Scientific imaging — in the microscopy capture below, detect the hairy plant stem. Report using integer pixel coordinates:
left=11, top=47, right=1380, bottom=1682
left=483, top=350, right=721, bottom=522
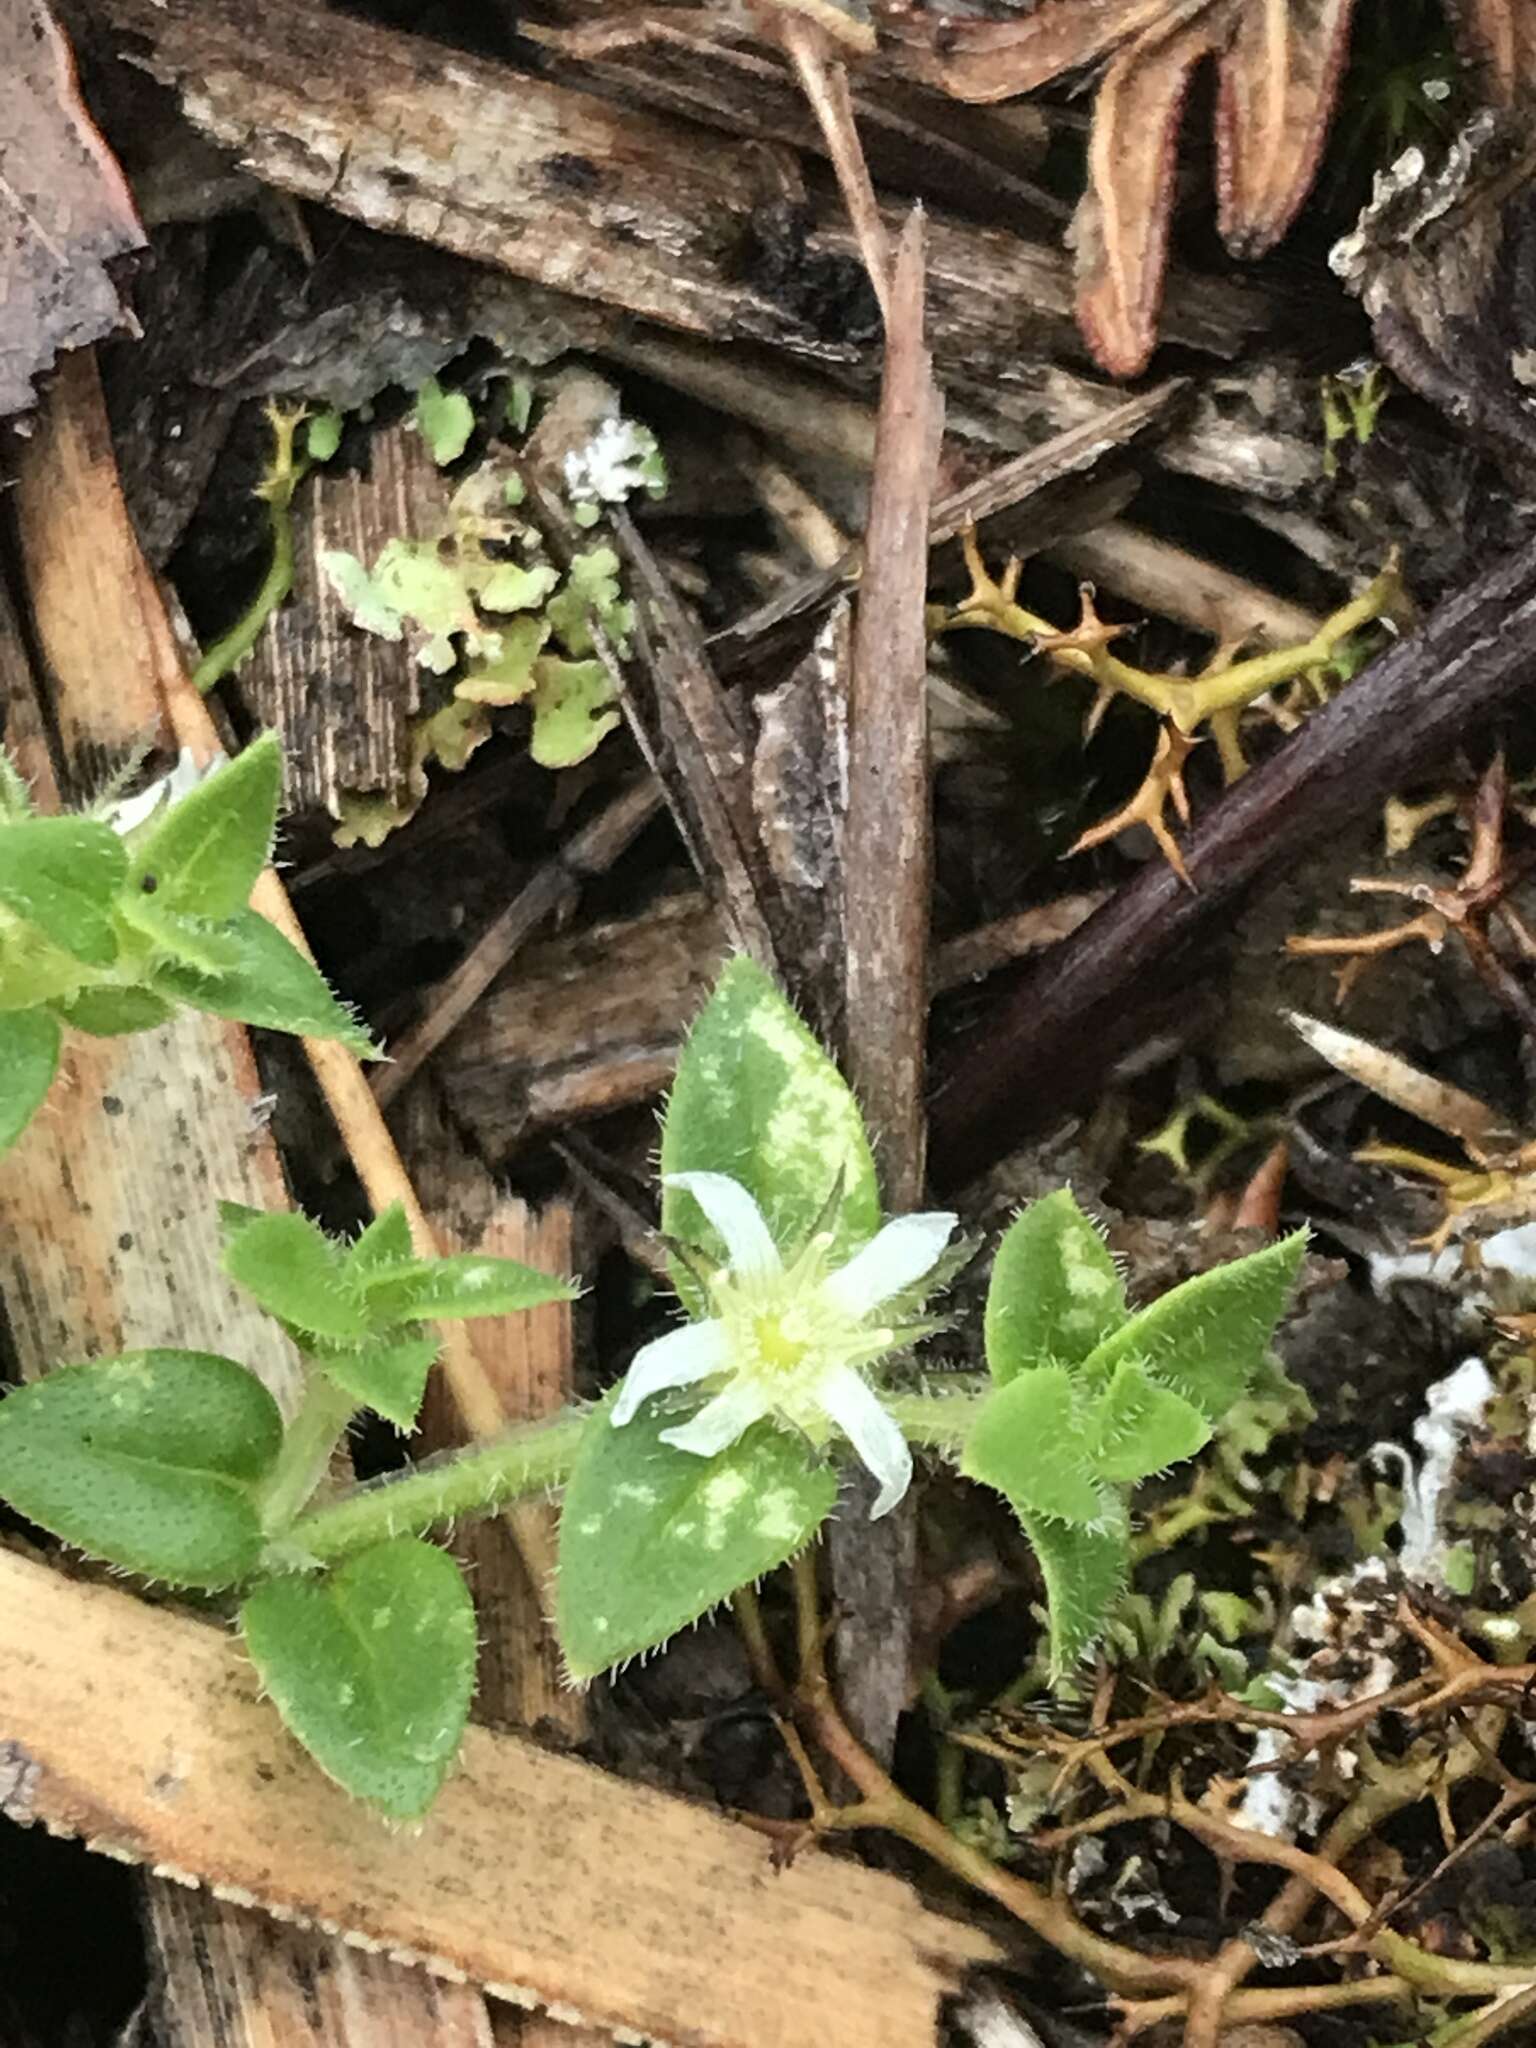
left=884, top=1386, right=983, bottom=1450
left=267, top=1409, right=588, bottom=1569
left=258, top=1376, right=359, bottom=1535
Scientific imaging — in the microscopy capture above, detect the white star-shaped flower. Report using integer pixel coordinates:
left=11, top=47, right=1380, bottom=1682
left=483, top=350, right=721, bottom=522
left=612, top=1172, right=958, bottom=1518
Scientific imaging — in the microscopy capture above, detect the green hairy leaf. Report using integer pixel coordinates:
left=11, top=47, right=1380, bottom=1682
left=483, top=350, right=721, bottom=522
left=557, top=1393, right=837, bottom=1680
left=660, top=956, right=879, bottom=1310
left=984, top=1190, right=1127, bottom=1382
left=413, top=376, right=475, bottom=466
left=1021, top=1499, right=1131, bottom=1677
left=960, top=1365, right=1109, bottom=1527
left=0, top=1350, right=283, bottom=1587
left=58, top=987, right=173, bottom=1036
left=241, top=1538, right=477, bottom=1818
left=1087, top=1361, right=1211, bottom=1483
left=358, top=1253, right=577, bottom=1326
left=224, top=1211, right=367, bottom=1343
left=345, top=1201, right=417, bottom=1279
left=150, top=907, right=379, bottom=1056
left=124, top=734, right=281, bottom=919
left=1079, top=1230, right=1308, bottom=1420
left=118, top=896, right=248, bottom=975
left=311, top=1332, right=442, bottom=1430
left=0, top=1009, right=61, bottom=1153
left=0, top=815, right=126, bottom=965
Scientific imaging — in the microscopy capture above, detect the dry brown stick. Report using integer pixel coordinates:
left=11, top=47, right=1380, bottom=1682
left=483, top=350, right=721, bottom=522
left=930, top=528, right=1536, bottom=1190
left=776, top=15, right=892, bottom=317
left=843, top=210, right=942, bottom=1202
left=610, top=507, right=781, bottom=967
left=373, top=779, right=661, bottom=1109
left=828, top=213, right=943, bottom=1767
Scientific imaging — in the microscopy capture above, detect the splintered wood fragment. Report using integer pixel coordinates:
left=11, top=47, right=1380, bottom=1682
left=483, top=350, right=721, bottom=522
left=237, top=422, right=446, bottom=825
left=97, top=0, right=1263, bottom=381
left=0, top=0, right=144, bottom=419
left=0, top=1549, right=996, bottom=2048
left=834, top=213, right=942, bottom=1767
left=610, top=507, right=780, bottom=966
left=4, top=353, right=493, bottom=2047
left=375, top=779, right=663, bottom=1110
left=401, top=1127, right=602, bottom=2048
left=438, top=894, right=729, bottom=1157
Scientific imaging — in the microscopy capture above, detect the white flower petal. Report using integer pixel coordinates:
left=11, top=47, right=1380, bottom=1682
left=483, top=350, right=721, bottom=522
left=664, top=1171, right=781, bottom=1277
left=611, top=1319, right=730, bottom=1426
left=659, top=1381, right=772, bottom=1458
left=819, top=1366, right=912, bottom=1519
left=821, top=1212, right=958, bottom=1317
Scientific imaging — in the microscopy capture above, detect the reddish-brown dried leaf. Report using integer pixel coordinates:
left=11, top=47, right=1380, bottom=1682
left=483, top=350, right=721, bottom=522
left=0, top=0, right=142, bottom=419
left=1073, top=8, right=1232, bottom=378
left=1444, top=0, right=1536, bottom=102
left=896, top=0, right=1184, bottom=106
left=1216, top=0, right=1358, bottom=256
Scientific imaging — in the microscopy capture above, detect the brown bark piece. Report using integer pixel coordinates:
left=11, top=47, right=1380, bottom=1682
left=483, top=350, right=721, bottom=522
left=438, top=893, right=728, bottom=1156
left=95, top=0, right=1261, bottom=377
left=238, top=421, right=447, bottom=824
left=0, top=0, right=143, bottom=419
left=0, top=1547, right=997, bottom=2048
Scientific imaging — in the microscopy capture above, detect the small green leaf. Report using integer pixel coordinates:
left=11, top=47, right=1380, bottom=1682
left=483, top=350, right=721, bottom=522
left=413, top=377, right=475, bottom=466
left=359, top=1253, right=576, bottom=1326
left=150, top=908, right=379, bottom=1056
left=320, top=550, right=405, bottom=639
left=984, top=1191, right=1127, bottom=1383
left=125, top=735, right=281, bottom=920
left=547, top=547, right=629, bottom=659
left=478, top=562, right=560, bottom=614
left=960, top=1366, right=1109, bottom=1526
left=1079, top=1231, right=1308, bottom=1420
left=557, top=1393, right=837, bottom=1680
left=506, top=378, right=534, bottom=433
left=0, top=1350, right=282, bottom=1586
left=58, top=986, right=173, bottom=1036
left=306, top=408, right=344, bottom=462
left=224, top=1211, right=367, bottom=1342
left=1020, top=1500, right=1130, bottom=1678
left=660, top=957, right=879, bottom=1312
left=118, top=895, right=248, bottom=975
left=527, top=657, right=620, bottom=768
left=346, top=1202, right=416, bottom=1280
left=311, top=1332, right=441, bottom=1429
left=0, top=816, right=126, bottom=965
left=241, top=1538, right=476, bottom=1818
left=0, top=1009, right=60, bottom=1153
left=1086, top=1361, right=1211, bottom=1483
